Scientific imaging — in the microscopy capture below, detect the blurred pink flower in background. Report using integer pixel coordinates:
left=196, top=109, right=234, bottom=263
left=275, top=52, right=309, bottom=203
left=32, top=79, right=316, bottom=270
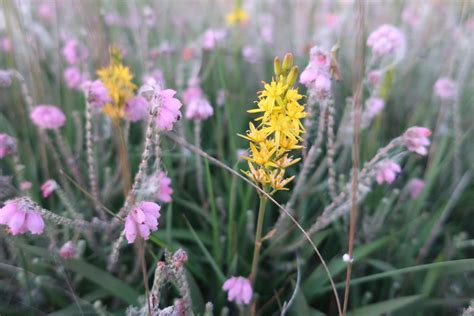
left=59, top=241, right=76, bottom=259
left=64, top=67, right=86, bottom=90
left=142, top=69, right=164, bottom=87
left=37, top=2, right=54, bottom=20
left=0, top=133, right=16, bottom=159
left=20, top=181, right=32, bottom=190
left=183, top=79, right=213, bottom=120
left=30, top=105, right=66, bottom=130
left=376, top=160, right=402, bottom=184
left=368, top=70, right=383, bottom=86
left=367, top=24, right=406, bottom=57
left=242, top=45, right=258, bottom=63
left=1, top=36, right=11, bottom=52
left=402, top=5, right=421, bottom=28
left=62, top=39, right=89, bottom=65
left=124, top=201, right=161, bottom=243
left=407, top=178, right=424, bottom=199
left=0, top=70, right=12, bottom=87
left=434, top=77, right=456, bottom=100
left=124, top=96, right=148, bottom=122
left=41, top=180, right=58, bottom=198
left=157, top=171, right=173, bottom=203
left=403, top=126, right=431, bottom=155
left=364, top=97, right=385, bottom=120
left=82, top=80, right=111, bottom=108
left=0, top=201, right=45, bottom=235
left=222, top=276, right=253, bottom=305
left=202, top=29, right=226, bottom=50
left=300, top=46, right=332, bottom=100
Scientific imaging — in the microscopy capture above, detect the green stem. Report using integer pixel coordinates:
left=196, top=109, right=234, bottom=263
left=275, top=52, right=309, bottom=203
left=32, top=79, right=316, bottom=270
left=249, top=194, right=268, bottom=285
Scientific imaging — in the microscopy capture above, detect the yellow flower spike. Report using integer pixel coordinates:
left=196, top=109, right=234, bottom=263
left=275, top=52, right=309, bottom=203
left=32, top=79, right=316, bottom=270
left=240, top=53, right=306, bottom=193
left=226, top=7, right=249, bottom=26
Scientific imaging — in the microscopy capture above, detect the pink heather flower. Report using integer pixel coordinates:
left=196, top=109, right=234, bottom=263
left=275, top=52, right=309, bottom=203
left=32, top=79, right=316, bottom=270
left=309, top=46, right=331, bottom=71
left=202, top=29, right=226, bottom=50
left=0, top=70, right=12, bottom=87
left=222, top=276, right=253, bottom=305
left=0, top=201, right=45, bottom=235
left=124, top=201, right=161, bottom=243
left=59, top=241, right=76, bottom=259
left=368, top=70, right=383, bottom=86
left=172, top=248, right=188, bottom=269
left=183, top=80, right=204, bottom=105
left=37, top=3, right=54, bottom=20
left=156, top=89, right=182, bottom=131
left=124, top=96, right=149, bottom=122
left=1, top=36, right=11, bottom=52
left=157, top=171, right=173, bottom=203
left=142, top=69, right=164, bottom=88
left=300, top=46, right=332, bottom=100
left=403, top=127, right=431, bottom=155
left=30, top=105, right=66, bottom=130
left=376, top=160, right=402, bottom=184
left=41, top=180, right=58, bottom=198
left=64, top=67, right=86, bottom=90
left=242, top=45, right=258, bottom=64
left=367, top=24, right=406, bottom=57
left=82, top=80, right=111, bottom=108
left=364, top=97, right=385, bottom=119
left=62, top=39, right=88, bottom=65
left=434, top=77, right=456, bottom=100
left=186, top=97, right=214, bottom=121
left=20, top=181, right=32, bottom=190
left=0, top=133, right=17, bottom=159
left=407, top=178, right=424, bottom=199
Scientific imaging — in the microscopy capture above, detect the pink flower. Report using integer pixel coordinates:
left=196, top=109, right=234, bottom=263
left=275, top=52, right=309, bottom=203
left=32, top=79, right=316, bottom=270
left=37, top=3, right=54, bottom=20
left=407, top=178, right=424, bottom=199
left=20, top=181, right=32, bottom=190
left=0, top=70, right=12, bottom=87
left=222, top=276, right=253, bottom=305
left=202, top=29, right=226, bottom=50
left=368, top=70, right=383, bottom=86
left=41, top=180, right=58, bottom=198
left=183, top=83, right=204, bottom=105
left=0, top=201, right=45, bottom=235
left=124, top=201, right=161, bottom=243
left=403, top=126, right=431, bottom=155
left=82, top=80, right=111, bottom=108
left=156, top=89, right=182, bottom=131
left=364, top=97, right=385, bottom=119
left=434, top=77, right=456, bottom=100
left=367, top=24, right=406, bottom=57
left=186, top=98, right=214, bottom=121
left=157, top=171, right=173, bottom=203
left=30, top=105, right=66, bottom=130
left=300, top=46, right=332, bottom=100
left=0, top=133, right=16, bottom=159
left=62, top=39, right=88, bottom=65
left=124, top=96, right=149, bottom=122
left=142, top=69, right=164, bottom=87
left=376, top=160, right=402, bottom=184
left=1, top=36, right=11, bottom=53
left=242, top=45, right=258, bottom=64
left=64, top=67, right=86, bottom=90
left=59, top=241, right=76, bottom=259
left=309, top=46, right=331, bottom=72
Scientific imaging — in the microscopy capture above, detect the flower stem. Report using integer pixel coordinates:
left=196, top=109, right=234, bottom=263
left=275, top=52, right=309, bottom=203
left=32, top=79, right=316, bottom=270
left=249, top=193, right=268, bottom=286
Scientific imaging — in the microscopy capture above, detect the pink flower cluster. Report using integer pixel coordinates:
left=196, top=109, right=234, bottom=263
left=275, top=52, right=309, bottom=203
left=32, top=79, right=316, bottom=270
left=300, top=46, right=332, bottom=100
left=364, top=97, right=385, bottom=120
left=434, top=77, right=456, bottom=100
left=155, top=171, right=174, bottom=203
left=30, top=105, right=66, bottom=130
left=62, top=39, right=88, bottom=65
left=183, top=80, right=214, bottom=121
left=222, top=276, right=253, bottom=305
left=59, top=241, right=76, bottom=259
left=82, top=80, right=111, bottom=108
left=0, top=201, right=45, bottom=235
left=124, top=96, right=148, bottom=122
left=403, top=127, right=431, bottom=155
left=407, top=178, right=424, bottom=199
left=367, top=24, right=406, bottom=57
left=376, top=160, right=401, bottom=184
left=0, top=133, right=16, bottom=159
left=41, top=180, right=58, bottom=198
left=64, top=67, right=88, bottom=90
left=202, top=29, right=226, bottom=50
left=124, top=201, right=161, bottom=243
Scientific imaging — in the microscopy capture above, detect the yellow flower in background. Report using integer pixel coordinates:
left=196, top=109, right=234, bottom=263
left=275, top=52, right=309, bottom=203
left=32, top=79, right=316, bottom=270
left=226, top=6, right=249, bottom=26
left=240, top=53, right=307, bottom=193
left=97, top=47, right=136, bottom=120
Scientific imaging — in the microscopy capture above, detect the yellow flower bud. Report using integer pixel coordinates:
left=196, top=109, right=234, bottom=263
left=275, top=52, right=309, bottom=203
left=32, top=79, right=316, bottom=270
left=282, top=53, right=294, bottom=74
left=274, top=57, right=282, bottom=77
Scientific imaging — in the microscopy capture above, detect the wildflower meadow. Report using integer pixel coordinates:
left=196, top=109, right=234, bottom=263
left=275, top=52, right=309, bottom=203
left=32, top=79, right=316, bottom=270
left=1, top=1, right=473, bottom=315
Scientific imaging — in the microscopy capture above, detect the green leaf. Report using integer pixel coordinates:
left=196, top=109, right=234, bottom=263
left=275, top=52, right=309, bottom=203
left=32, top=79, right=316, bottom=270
left=348, top=295, right=424, bottom=316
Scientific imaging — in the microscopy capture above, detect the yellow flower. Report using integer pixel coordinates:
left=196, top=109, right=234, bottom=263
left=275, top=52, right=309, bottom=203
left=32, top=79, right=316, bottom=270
left=97, top=48, right=136, bottom=120
left=239, top=53, right=307, bottom=192
left=226, top=7, right=249, bottom=26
